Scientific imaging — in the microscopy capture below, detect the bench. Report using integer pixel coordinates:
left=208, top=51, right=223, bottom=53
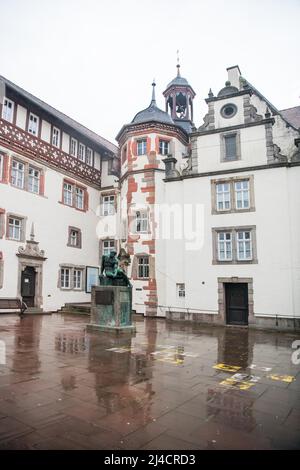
left=0, top=298, right=27, bottom=314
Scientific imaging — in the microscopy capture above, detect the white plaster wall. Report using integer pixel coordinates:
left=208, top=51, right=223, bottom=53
left=62, top=132, right=70, bottom=153
left=214, top=95, right=244, bottom=129
left=157, top=166, right=300, bottom=319
left=101, top=160, right=116, bottom=188
left=41, top=120, right=51, bottom=143
left=0, top=149, right=101, bottom=312
left=16, top=105, right=26, bottom=130
left=197, top=124, right=267, bottom=173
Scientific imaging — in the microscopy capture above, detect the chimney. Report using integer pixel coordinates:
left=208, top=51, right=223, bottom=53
left=226, top=65, right=241, bottom=88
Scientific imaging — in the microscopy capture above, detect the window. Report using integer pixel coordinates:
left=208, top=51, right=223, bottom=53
left=61, top=268, right=70, bottom=289
left=28, top=167, right=40, bottom=194
left=68, top=227, right=81, bottom=248
left=59, top=265, right=85, bottom=290
left=137, top=139, right=147, bottom=156
left=177, top=283, right=185, bottom=298
left=102, top=239, right=115, bottom=256
left=8, top=217, right=21, bottom=241
left=73, top=269, right=82, bottom=290
left=28, top=113, right=39, bottom=136
left=70, top=138, right=77, bottom=157
left=218, top=232, right=232, bottom=261
left=122, top=145, right=127, bottom=164
left=136, top=210, right=148, bottom=233
left=76, top=187, right=84, bottom=210
left=237, top=231, right=252, bottom=260
left=78, top=143, right=85, bottom=161
left=224, top=135, right=237, bottom=160
left=138, top=256, right=149, bottom=278
left=52, top=127, right=60, bottom=148
left=86, top=148, right=93, bottom=166
left=2, top=98, right=14, bottom=123
left=221, top=103, right=237, bottom=119
left=159, top=139, right=169, bottom=156
left=102, top=195, right=115, bottom=216
left=212, top=177, right=254, bottom=214
left=11, top=160, right=25, bottom=189
left=216, top=183, right=230, bottom=211
left=212, top=226, right=257, bottom=264
left=235, top=180, right=249, bottom=209
left=63, top=182, right=73, bottom=206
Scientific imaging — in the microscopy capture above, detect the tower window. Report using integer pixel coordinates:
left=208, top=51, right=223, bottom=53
left=224, top=134, right=237, bottom=160
left=138, top=256, right=149, bottom=279
left=159, top=139, right=169, bottom=156
left=137, top=139, right=147, bottom=156
left=221, top=103, right=237, bottom=119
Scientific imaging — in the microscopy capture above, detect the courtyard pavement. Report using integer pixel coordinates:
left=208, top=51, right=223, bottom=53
left=0, top=313, right=299, bottom=450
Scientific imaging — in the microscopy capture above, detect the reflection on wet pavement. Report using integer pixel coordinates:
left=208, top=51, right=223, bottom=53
left=0, top=314, right=299, bottom=449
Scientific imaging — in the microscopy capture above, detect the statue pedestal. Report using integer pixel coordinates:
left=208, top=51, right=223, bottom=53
left=86, top=285, right=136, bottom=335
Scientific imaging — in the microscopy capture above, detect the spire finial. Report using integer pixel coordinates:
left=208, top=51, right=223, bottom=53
left=30, top=223, right=35, bottom=241
left=151, top=79, right=156, bottom=104
left=176, top=49, right=181, bottom=77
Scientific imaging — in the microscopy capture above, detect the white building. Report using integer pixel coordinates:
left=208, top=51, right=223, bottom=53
left=1, top=65, right=300, bottom=330
left=116, top=65, right=300, bottom=330
left=0, top=75, right=118, bottom=312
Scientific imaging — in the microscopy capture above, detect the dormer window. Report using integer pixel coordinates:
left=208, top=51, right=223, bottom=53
left=52, top=127, right=60, bottom=148
left=70, top=138, right=77, bottom=157
left=28, top=113, right=39, bottom=136
left=86, top=147, right=93, bottom=166
left=78, top=143, right=85, bottom=161
left=2, top=98, right=14, bottom=123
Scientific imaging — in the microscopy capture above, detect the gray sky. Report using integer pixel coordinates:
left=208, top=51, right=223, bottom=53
left=1, top=0, right=299, bottom=143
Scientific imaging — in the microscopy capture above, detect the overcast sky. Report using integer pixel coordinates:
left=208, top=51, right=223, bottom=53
left=1, top=0, right=299, bottom=143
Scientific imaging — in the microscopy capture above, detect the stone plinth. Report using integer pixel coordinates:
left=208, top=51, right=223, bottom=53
left=86, top=285, right=136, bottom=335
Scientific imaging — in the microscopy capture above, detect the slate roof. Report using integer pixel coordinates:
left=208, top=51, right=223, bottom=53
left=0, top=75, right=118, bottom=154
left=131, top=100, right=174, bottom=125
left=280, top=106, right=300, bottom=129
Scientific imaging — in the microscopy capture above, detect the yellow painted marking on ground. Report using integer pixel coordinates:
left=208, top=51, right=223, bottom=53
left=267, top=374, right=295, bottom=383
left=213, top=363, right=241, bottom=373
left=220, top=377, right=255, bottom=390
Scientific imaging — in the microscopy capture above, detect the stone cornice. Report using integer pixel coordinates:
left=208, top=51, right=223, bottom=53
left=205, top=89, right=252, bottom=103
left=119, top=167, right=165, bottom=184
left=163, top=161, right=300, bottom=182
left=192, top=118, right=275, bottom=137
left=116, top=120, right=189, bottom=146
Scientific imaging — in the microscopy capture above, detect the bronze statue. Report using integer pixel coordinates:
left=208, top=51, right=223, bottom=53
left=100, top=250, right=131, bottom=287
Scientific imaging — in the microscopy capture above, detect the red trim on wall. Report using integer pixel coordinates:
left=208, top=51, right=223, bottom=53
left=146, top=137, right=151, bottom=155
left=39, top=172, right=45, bottom=196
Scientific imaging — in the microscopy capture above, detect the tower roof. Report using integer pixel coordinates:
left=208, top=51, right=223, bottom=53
left=131, top=81, right=174, bottom=125
left=164, top=63, right=195, bottom=96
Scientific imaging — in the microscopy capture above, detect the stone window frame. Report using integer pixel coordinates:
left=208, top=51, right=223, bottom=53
left=220, top=129, right=241, bottom=162
left=212, top=225, right=258, bottom=265
left=158, top=138, right=171, bottom=156
left=6, top=212, right=27, bottom=242
left=10, top=156, right=44, bottom=196
left=61, top=178, right=88, bottom=212
left=220, top=103, right=238, bottom=119
left=131, top=253, right=154, bottom=280
left=67, top=226, right=82, bottom=249
left=100, top=238, right=116, bottom=258
left=136, top=138, right=148, bottom=156
left=211, top=175, right=255, bottom=214
left=58, top=264, right=85, bottom=291
left=135, top=208, right=149, bottom=234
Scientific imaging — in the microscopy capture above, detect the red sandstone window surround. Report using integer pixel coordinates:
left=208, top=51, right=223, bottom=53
left=9, top=157, right=45, bottom=196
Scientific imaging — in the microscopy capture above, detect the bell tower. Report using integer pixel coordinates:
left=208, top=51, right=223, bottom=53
left=163, top=58, right=196, bottom=133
